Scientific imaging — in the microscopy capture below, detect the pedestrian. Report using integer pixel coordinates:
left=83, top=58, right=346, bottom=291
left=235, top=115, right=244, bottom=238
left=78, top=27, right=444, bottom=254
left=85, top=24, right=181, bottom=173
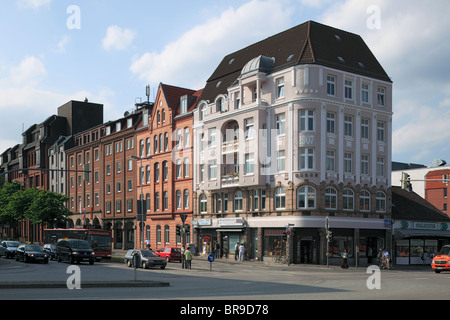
left=383, top=249, right=390, bottom=269
left=145, top=239, right=151, bottom=250
left=234, top=242, right=239, bottom=260
left=184, top=246, right=192, bottom=269
left=215, top=241, right=220, bottom=259
left=341, top=249, right=349, bottom=269
left=239, top=243, right=245, bottom=262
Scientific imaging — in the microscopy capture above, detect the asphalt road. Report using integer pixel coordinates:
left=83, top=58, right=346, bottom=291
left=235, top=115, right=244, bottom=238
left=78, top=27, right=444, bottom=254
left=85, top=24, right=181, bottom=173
left=0, top=256, right=449, bottom=302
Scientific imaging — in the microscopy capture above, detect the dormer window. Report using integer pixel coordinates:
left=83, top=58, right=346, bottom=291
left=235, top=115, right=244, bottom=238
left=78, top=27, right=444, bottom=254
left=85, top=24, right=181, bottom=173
left=180, top=95, right=188, bottom=114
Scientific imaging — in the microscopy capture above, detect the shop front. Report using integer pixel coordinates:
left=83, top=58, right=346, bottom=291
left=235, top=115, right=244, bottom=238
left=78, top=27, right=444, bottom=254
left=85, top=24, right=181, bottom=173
left=394, top=221, right=450, bottom=265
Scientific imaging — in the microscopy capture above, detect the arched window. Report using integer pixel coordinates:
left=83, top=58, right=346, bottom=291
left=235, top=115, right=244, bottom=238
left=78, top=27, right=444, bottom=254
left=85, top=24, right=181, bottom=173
left=154, top=162, right=160, bottom=182
left=325, top=187, right=337, bottom=210
left=359, top=190, right=370, bottom=211
left=376, top=191, right=386, bottom=212
left=234, top=191, right=243, bottom=211
left=184, top=189, right=189, bottom=209
left=343, top=188, right=354, bottom=210
left=163, top=161, right=168, bottom=181
left=275, top=187, right=286, bottom=209
left=297, top=186, right=316, bottom=209
left=164, top=225, right=169, bottom=244
left=199, top=194, right=207, bottom=213
left=176, top=159, right=182, bottom=178
left=156, top=225, right=161, bottom=243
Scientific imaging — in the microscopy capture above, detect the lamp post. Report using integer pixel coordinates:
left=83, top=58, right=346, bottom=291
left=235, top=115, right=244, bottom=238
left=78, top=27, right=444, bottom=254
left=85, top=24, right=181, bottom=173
left=130, top=155, right=152, bottom=249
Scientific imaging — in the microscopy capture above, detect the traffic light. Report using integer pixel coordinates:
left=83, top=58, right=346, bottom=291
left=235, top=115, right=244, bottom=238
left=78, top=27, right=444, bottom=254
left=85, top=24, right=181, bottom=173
left=176, top=225, right=181, bottom=237
left=326, top=231, right=333, bottom=242
left=401, top=172, right=410, bottom=190
left=282, top=232, right=287, bottom=241
left=185, top=225, right=190, bottom=236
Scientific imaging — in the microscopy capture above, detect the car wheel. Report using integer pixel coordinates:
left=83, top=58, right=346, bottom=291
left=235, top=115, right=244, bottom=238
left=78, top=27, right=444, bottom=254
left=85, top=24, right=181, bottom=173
left=435, top=270, right=441, bottom=273
left=89, top=259, right=94, bottom=265
left=44, top=258, right=48, bottom=264
left=142, top=262, right=147, bottom=269
left=126, top=259, right=132, bottom=267
left=160, top=265, right=166, bottom=269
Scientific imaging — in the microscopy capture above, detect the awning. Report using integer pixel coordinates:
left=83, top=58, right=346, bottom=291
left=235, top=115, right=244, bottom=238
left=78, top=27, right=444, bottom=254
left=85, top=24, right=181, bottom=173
left=394, top=229, right=450, bottom=239
left=216, top=229, right=243, bottom=232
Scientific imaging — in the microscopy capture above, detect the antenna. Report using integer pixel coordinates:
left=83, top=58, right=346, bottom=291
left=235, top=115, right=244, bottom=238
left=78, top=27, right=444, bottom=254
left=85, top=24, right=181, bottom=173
left=146, top=85, right=150, bottom=103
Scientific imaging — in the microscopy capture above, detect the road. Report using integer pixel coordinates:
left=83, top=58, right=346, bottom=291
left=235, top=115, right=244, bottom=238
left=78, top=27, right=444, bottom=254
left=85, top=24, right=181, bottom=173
left=0, top=256, right=449, bottom=302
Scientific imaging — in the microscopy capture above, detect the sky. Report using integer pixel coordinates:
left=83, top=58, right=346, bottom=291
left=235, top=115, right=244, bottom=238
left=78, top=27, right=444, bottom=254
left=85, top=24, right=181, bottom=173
left=1, top=0, right=450, bottom=167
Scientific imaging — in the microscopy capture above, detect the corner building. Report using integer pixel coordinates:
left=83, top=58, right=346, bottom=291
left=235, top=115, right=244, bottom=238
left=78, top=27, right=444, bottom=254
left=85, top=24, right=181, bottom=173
left=192, top=21, right=393, bottom=265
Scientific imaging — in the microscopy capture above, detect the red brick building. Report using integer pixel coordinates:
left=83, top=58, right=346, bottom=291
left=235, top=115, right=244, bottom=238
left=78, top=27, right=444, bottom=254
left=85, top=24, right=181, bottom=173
left=425, top=169, right=450, bottom=217
left=135, top=83, right=201, bottom=250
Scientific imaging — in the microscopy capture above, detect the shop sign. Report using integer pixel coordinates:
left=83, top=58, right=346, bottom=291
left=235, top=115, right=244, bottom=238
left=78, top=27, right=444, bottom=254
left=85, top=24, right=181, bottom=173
left=197, top=219, right=212, bottom=226
left=218, top=218, right=245, bottom=227
left=413, top=222, right=438, bottom=230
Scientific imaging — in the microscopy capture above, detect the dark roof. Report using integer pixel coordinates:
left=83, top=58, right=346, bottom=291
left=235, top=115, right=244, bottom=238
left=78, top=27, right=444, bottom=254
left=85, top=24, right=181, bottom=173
left=160, top=83, right=202, bottom=116
left=392, top=186, right=450, bottom=222
left=199, top=20, right=391, bottom=103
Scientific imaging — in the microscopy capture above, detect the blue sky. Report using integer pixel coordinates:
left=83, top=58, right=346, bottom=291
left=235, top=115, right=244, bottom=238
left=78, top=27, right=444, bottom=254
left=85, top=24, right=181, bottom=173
left=1, top=0, right=450, bottom=167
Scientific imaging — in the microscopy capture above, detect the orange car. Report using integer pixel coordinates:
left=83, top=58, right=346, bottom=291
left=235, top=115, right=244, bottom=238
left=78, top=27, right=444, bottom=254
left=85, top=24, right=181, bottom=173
left=431, top=245, right=450, bottom=273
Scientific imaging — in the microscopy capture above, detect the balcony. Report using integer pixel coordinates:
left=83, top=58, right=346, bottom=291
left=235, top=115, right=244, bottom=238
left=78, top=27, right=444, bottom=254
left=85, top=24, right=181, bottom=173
left=222, top=140, right=239, bottom=154
left=221, top=173, right=239, bottom=187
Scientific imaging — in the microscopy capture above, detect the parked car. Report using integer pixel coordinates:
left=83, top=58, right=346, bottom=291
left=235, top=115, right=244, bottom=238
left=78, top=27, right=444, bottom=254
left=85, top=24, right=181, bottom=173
left=156, top=247, right=182, bottom=262
left=0, top=241, right=21, bottom=259
left=124, top=249, right=167, bottom=269
left=42, top=244, right=57, bottom=260
left=56, top=239, right=95, bottom=265
left=15, top=244, right=49, bottom=263
left=432, top=245, right=450, bottom=273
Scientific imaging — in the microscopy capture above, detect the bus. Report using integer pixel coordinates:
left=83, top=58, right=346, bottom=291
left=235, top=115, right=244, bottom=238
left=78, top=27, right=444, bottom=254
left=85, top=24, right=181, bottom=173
left=44, top=228, right=112, bottom=260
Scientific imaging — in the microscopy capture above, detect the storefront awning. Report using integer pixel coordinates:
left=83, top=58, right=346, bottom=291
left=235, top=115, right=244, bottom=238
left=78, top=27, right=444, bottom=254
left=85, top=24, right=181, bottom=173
left=395, top=229, right=450, bottom=239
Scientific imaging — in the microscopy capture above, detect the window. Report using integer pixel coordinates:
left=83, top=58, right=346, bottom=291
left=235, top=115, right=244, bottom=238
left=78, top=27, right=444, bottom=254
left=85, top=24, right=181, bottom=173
left=139, top=139, right=144, bottom=157
left=325, top=187, right=337, bottom=210
left=377, top=157, right=384, bottom=177
left=184, top=158, right=189, bottom=177
left=184, top=128, right=190, bottom=148
left=208, top=128, right=216, bottom=147
left=200, top=105, right=206, bottom=121
left=344, top=152, right=352, bottom=174
left=297, top=186, right=316, bottom=209
left=216, top=98, right=224, bottom=112
left=377, top=87, right=385, bottom=106
left=156, top=225, right=161, bottom=243
left=234, top=191, right=243, bottom=211
left=176, top=159, right=182, bottom=178
left=253, top=190, right=259, bottom=211
left=146, top=138, right=150, bottom=156
left=360, top=190, right=370, bottom=211
left=208, top=160, right=217, bottom=180
left=199, top=194, right=207, bottom=213
left=276, top=78, right=285, bottom=98
left=245, top=153, right=254, bottom=174
left=361, top=118, right=369, bottom=140
left=155, top=162, right=160, bottom=182
left=163, top=161, right=168, bottom=181
left=361, top=155, right=369, bottom=175
left=300, top=110, right=314, bottom=132
left=376, top=192, right=386, bottom=212
left=344, top=116, right=353, bottom=137
left=326, top=150, right=335, bottom=172
left=163, top=191, right=168, bottom=210
left=261, top=190, right=266, bottom=211
left=299, top=148, right=314, bottom=170
left=180, top=96, right=187, bottom=114
left=154, top=135, right=158, bottom=154
left=276, top=114, right=286, bottom=135
left=327, top=75, right=335, bottom=96
left=275, top=187, right=286, bottom=210
left=184, top=190, right=189, bottom=209
left=245, top=118, right=254, bottom=140
left=155, top=192, right=160, bottom=211
left=343, top=189, right=354, bottom=210
left=146, top=165, right=150, bottom=184
left=327, top=112, right=335, bottom=134
left=277, top=150, right=286, bottom=172
left=164, top=132, right=169, bottom=151
left=377, top=122, right=385, bottom=142
left=345, top=79, right=353, bottom=99
left=234, top=92, right=240, bottom=109
left=164, top=225, right=169, bottom=244
left=362, top=83, right=369, bottom=103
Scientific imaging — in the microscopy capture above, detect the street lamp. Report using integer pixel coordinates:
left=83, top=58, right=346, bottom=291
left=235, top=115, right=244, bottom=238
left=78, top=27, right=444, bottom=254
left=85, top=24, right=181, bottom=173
left=130, top=155, right=152, bottom=249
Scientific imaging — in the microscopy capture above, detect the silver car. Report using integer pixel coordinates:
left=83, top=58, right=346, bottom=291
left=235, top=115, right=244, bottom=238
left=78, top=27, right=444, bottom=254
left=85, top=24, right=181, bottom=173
left=124, top=249, right=167, bottom=269
left=0, top=241, right=21, bottom=259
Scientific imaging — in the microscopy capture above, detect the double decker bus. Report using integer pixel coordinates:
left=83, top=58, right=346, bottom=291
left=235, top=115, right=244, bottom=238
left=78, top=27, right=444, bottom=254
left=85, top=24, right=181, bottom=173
left=44, top=228, right=112, bottom=260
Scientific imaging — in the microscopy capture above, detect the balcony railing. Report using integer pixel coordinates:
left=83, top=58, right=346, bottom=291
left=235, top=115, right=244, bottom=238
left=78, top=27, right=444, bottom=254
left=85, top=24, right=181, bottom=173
left=222, top=140, right=239, bottom=154
left=221, top=173, right=239, bottom=187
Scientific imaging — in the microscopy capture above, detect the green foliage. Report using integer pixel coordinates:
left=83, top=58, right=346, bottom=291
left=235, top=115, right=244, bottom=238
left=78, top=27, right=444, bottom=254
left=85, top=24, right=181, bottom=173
left=0, top=183, right=72, bottom=228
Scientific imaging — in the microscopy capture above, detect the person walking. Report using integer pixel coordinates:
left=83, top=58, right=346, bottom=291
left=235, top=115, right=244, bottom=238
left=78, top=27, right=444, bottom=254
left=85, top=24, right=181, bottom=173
left=238, top=243, right=245, bottom=262
left=234, top=242, right=239, bottom=260
left=184, top=246, right=192, bottom=269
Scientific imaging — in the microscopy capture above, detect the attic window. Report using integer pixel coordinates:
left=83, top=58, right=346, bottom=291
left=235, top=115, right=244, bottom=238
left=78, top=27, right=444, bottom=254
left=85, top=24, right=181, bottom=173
left=287, top=54, right=295, bottom=62
left=334, top=34, right=342, bottom=41
left=358, top=62, right=365, bottom=68
left=338, top=56, right=345, bottom=63
left=229, top=58, right=235, bottom=65
left=216, top=81, right=222, bottom=88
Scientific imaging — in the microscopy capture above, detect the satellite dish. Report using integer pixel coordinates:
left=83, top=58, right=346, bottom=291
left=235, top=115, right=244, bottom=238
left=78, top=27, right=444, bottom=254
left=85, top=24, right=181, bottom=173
left=430, top=159, right=447, bottom=167
left=124, top=111, right=130, bottom=117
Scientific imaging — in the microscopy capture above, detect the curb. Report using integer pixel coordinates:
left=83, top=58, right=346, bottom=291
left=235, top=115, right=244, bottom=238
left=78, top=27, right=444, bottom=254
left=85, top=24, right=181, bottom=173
left=0, top=280, right=170, bottom=289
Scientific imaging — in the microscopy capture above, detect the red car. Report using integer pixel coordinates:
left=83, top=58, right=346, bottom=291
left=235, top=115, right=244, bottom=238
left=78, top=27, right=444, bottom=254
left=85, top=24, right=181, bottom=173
left=156, top=247, right=182, bottom=262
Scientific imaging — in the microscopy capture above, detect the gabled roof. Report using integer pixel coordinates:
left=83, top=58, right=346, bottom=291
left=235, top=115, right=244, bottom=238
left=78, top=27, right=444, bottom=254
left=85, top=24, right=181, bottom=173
left=159, top=83, right=202, bottom=116
left=392, top=186, right=450, bottom=222
left=199, top=20, right=391, bottom=103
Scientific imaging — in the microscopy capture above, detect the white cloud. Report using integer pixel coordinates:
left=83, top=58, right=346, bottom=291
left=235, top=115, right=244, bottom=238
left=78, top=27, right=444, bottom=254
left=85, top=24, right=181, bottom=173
left=102, top=25, right=137, bottom=51
left=130, top=0, right=293, bottom=89
left=17, top=0, right=51, bottom=10
left=55, top=35, right=70, bottom=54
left=319, top=0, right=450, bottom=163
left=0, top=56, right=47, bottom=88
